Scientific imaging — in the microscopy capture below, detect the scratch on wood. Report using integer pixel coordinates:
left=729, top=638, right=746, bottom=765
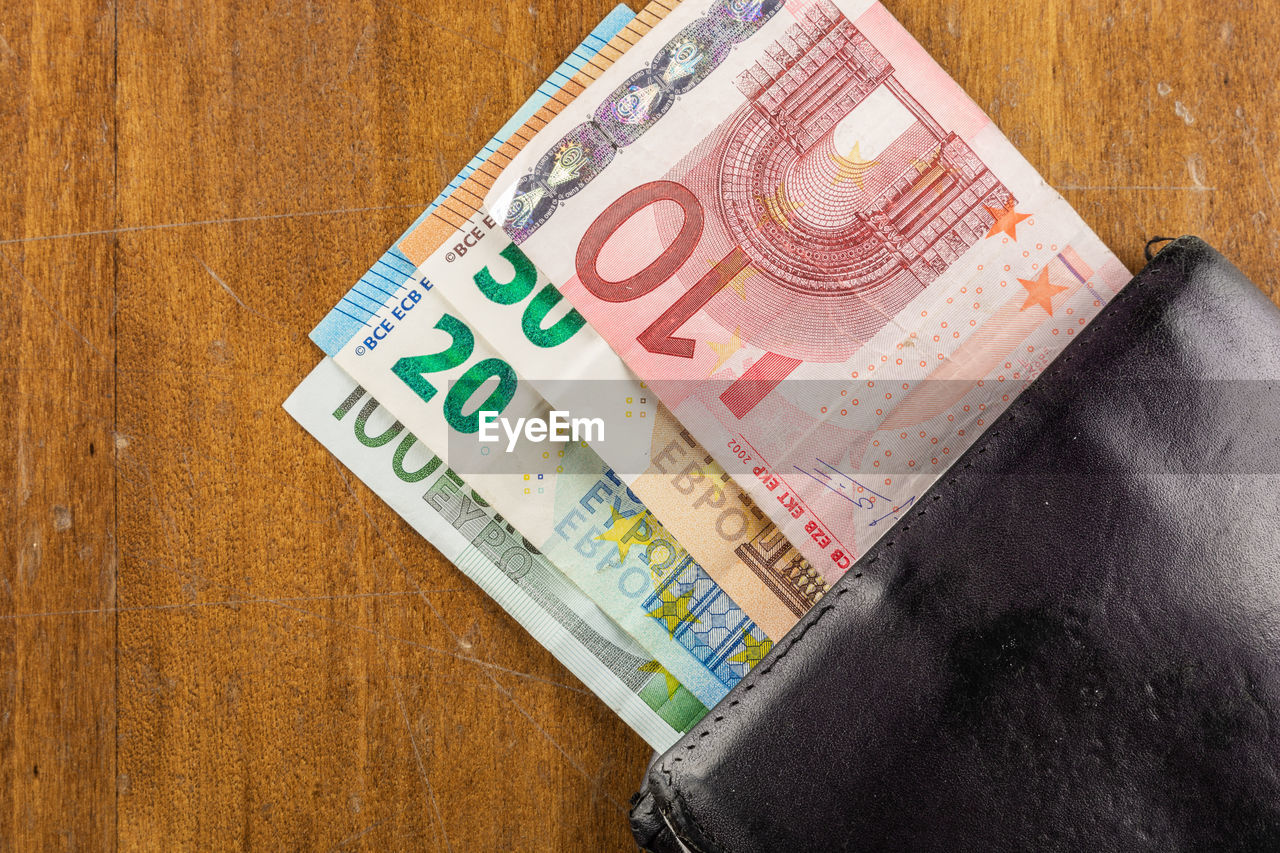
left=0, top=203, right=426, bottom=247
left=194, top=255, right=300, bottom=340
left=329, top=804, right=409, bottom=851
left=0, top=589, right=457, bottom=621
left=387, top=671, right=453, bottom=853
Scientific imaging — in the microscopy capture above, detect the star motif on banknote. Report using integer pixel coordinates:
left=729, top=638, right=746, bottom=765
left=984, top=198, right=1033, bottom=241
left=1017, top=267, right=1069, bottom=316
left=647, top=587, right=699, bottom=636
left=729, top=629, right=773, bottom=668
left=639, top=659, right=680, bottom=700
left=595, top=506, right=649, bottom=562
left=707, top=328, right=743, bottom=375
left=755, top=179, right=804, bottom=232
left=711, top=259, right=759, bottom=300
left=829, top=141, right=879, bottom=189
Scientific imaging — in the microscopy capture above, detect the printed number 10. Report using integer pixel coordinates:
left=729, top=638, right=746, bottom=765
left=574, top=181, right=798, bottom=417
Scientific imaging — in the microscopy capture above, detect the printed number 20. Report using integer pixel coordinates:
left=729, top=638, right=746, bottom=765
left=390, top=313, right=517, bottom=434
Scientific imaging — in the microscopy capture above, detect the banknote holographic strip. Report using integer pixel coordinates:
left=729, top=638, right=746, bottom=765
left=504, top=0, right=785, bottom=242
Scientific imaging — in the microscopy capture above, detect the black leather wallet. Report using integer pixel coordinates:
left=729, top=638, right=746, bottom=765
left=630, top=236, right=1280, bottom=852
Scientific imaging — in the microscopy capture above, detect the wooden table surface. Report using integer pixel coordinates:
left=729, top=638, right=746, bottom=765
left=2, top=0, right=1276, bottom=848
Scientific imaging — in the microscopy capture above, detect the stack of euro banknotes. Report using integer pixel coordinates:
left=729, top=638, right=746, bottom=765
left=285, top=0, right=1128, bottom=749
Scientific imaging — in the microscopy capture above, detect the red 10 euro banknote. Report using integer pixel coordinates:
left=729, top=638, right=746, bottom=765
left=487, top=0, right=1128, bottom=582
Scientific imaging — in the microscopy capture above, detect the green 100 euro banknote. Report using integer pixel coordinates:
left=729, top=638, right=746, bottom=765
left=285, top=360, right=706, bottom=749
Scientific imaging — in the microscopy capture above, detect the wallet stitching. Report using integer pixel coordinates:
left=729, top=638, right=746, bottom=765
left=651, top=236, right=1195, bottom=853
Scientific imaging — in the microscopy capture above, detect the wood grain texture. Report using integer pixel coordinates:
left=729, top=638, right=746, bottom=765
left=1, top=0, right=1276, bottom=849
